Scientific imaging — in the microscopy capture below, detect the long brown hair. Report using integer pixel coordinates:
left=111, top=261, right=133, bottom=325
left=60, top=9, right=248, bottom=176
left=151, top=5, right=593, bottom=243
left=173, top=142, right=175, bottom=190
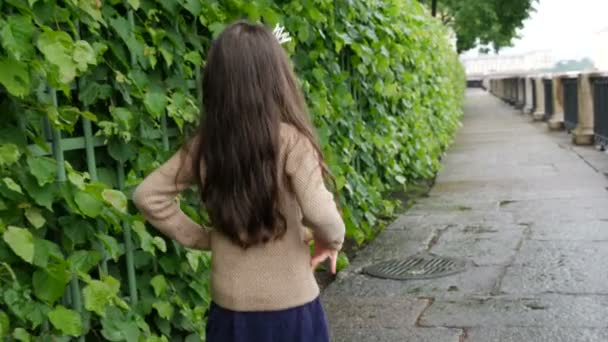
left=187, top=21, right=331, bottom=248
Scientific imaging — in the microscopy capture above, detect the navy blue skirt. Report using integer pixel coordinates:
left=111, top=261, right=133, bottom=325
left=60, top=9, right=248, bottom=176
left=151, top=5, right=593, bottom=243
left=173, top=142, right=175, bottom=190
left=206, top=297, right=330, bottom=342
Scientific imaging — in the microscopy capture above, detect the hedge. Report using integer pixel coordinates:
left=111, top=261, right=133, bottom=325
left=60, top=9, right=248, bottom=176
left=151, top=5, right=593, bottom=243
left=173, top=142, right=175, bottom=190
left=0, top=0, right=464, bottom=340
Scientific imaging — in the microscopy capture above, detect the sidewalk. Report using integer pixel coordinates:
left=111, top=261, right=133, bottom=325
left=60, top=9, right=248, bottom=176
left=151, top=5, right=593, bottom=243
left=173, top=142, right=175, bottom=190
left=322, top=89, right=608, bottom=341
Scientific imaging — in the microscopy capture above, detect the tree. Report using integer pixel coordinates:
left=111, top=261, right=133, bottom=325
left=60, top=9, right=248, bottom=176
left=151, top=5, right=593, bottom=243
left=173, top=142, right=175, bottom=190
left=421, top=0, right=536, bottom=53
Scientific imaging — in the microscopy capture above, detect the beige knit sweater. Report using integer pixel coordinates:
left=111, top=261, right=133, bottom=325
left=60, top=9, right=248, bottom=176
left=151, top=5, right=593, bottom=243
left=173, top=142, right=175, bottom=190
left=133, top=124, right=345, bottom=312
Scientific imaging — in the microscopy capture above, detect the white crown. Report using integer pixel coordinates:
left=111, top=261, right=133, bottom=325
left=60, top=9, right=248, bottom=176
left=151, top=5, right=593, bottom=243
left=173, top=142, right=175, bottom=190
left=273, top=24, right=292, bottom=45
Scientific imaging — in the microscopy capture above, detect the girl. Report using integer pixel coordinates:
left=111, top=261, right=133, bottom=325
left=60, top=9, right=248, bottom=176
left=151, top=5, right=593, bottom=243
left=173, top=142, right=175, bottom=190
left=133, top=21, right=345, bottom=342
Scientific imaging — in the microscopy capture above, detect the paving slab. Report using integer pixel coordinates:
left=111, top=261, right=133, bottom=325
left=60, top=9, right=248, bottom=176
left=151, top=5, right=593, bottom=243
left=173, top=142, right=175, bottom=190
left=322, top=297, right=462, bottom=342
left=466, top=327, right=608, bottom=342
left=419, top=295, right=608, bottom=328
left=500, top=240, right=608, bottom=295
left=323, top=90, right=608, bottom=341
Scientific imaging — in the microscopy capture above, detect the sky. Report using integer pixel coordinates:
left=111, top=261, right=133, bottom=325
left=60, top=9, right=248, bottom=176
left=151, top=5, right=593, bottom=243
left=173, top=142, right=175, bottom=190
left=462, top=0, right=608, bottom=61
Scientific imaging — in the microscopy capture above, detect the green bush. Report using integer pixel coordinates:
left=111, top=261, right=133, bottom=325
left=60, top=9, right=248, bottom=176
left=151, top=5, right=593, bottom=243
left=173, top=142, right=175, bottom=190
left=0, top=0, right=463, bottom=340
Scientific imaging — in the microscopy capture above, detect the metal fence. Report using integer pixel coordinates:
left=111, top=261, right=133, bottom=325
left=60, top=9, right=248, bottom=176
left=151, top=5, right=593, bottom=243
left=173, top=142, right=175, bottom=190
left=531, top=79, right=537, bottom=113
left=563, top=78, right=578, bottom=131
left=5, top=16, right=195, bottom=339
left=543, top=78, right=554, bottom=120
left=592, top=76, right=608, bottom=148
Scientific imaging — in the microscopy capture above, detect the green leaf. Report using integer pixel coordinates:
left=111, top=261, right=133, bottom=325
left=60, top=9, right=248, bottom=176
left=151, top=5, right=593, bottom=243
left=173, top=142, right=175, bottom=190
left=79, top=82, right=112, bottom=106
left=152, top=301, right=173, bottom=320
left=102, top=189, right=127, bottom=213
left=60, top=217, right=92, bottom=246
left=3, top=177, right=23, bottom=194
left=100, top=307, right=141, bottom=342
left=48, top=306, right=82, bottom=337
left=133, top=221, right=161, bottom=255
left=3, top=226, right=33, bottom=263
left=68, top=250, right=102, bottom=274
left=128, top=0, right=140, bottom=9
left=74, top=191, right=103, bottom=218
left=25, top=207, right=46, bottom=229
left=12, top=328, right=30, bottom=342
left=158, top=47, right=173, bottom=67
left=33, top=264, right=70, bottom=303
left=97, top=234, right=124, bottom=261
left=83, top=276, right=121, bottom=316
left=27, top=156, right=57, bottom=186
left=150, top=275, right=167, bottom=297
left=33, top=237, right=64, bottom=268
left=67, top=170, right=87, bottom=190
left=0, top=16, right=34, bottom=60
left=209, top=22, right=226, bottom=39
left=107, top=140, right=136, bottom=163
left=109, top=107, right=134, bottom=131
left=0, top=58, right=30, bottom=97
left=0, top=144, right=21, bottom=167
left=0, top=310, right=9, bottom=338
left=184, top=51, right=202, bottom=66
left=153, top=237, right=166, bottom=253
left=36, top=30, right=77, bottom=85
left=73, top=40, right=97, bottom=72
left=144, top=91, right=167, bottom=118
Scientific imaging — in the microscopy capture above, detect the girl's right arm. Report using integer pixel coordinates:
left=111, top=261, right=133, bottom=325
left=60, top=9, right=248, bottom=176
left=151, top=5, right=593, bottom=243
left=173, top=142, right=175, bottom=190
left=285, top=133, right=345, bottom=252
left=133, top=147, right=210, bottom=250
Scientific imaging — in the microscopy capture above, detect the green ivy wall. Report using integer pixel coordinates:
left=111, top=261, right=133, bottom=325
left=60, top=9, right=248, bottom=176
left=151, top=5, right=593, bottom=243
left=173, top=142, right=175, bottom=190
left=0, top=0, right=464, bottom=340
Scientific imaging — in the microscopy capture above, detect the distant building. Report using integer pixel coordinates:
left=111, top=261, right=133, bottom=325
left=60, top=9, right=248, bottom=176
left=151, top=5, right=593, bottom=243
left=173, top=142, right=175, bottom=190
left=592, top=28, right=608, bottom=71
left=460, top=50, right=555, bottom=77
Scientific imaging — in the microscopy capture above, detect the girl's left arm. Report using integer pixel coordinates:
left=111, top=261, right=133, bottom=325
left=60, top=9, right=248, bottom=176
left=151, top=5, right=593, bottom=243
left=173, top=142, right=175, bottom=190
left=132, top=147, right=210, bottom=250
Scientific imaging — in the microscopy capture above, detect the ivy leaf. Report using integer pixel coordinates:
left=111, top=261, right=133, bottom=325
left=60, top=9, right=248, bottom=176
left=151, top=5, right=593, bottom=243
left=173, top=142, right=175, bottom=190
left=33, top=238, right=64, bottom=268
left=150, top=275, right=167, bottom=297
left=127, top=0, right=140, bottom=9
left=0, top=58, right=30, bottom=97
left=209, top=23, right=226, bottom=39
left=73, top=40, right=97, bottom=72
left=60, top=216, right=93, bottom=246
left=3, top=177, right=23, bottom=194
left=3, top=226, right=34, bottom=263
left=26, top=156, right=57, bottom=186
left=100, top=307, right=141, bottom=342
left=12, top=328, right=30, bottom=342
left=0, top=310, right=9, bottom=338
left=83, top=276, right=121, bottom=316
left=109, top=107, right=134, bottom=131
left=48, top=306, right=82, bottom=337
left=108, top=139, right=136, bottom=163
left=144, top=91, right=167, bottom=118
left=33, top=264, right=70, bottom=303
left=133, top=221, right=159, bottom=255
left=158, top=47, right=173, bottom=67
left=79, top=82, right=112, bottom=106
left=25, top=207, right=46, bottom=229
left=0, top=144, right=21, bottom=167
left=0, top=16, right=34, bottom=61
left=152, top=301, right=173, bottom=320
left=36, top=30, right=77, bottom=85
left=153, top=237, right=166, bottom=253
left=67, top=169, right=88, bottom=190
left=20, top=177, right=56, bottom=210
left=68, top=250, right=102, bottom=274
left=102, top=189, right=127, bottom=213
left=74, top=191, right=103, bottom=218
left=183, top=51, right=202, bottom=66
left=97, top=234, right=124, bottom=261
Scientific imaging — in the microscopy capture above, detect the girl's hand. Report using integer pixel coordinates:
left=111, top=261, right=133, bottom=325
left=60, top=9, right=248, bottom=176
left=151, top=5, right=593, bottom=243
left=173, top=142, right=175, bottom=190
left=310, top=240, right=339, bottom=274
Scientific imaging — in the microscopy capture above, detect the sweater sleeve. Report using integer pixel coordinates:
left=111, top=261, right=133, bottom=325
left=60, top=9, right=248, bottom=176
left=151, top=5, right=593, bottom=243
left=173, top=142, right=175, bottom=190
left=285, top=133, right=345, bottom=250
left=132, top=146, right=210, bottom=250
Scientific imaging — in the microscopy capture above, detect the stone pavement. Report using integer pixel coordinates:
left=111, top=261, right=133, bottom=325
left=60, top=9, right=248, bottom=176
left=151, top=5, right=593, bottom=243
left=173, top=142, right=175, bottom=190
left=322, top=89, right=608, bottom=342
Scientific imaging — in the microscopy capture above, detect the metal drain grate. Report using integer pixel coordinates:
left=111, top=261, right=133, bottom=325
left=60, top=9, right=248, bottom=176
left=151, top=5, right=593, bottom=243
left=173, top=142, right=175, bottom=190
left=363, top=254, right=466, bottom=280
